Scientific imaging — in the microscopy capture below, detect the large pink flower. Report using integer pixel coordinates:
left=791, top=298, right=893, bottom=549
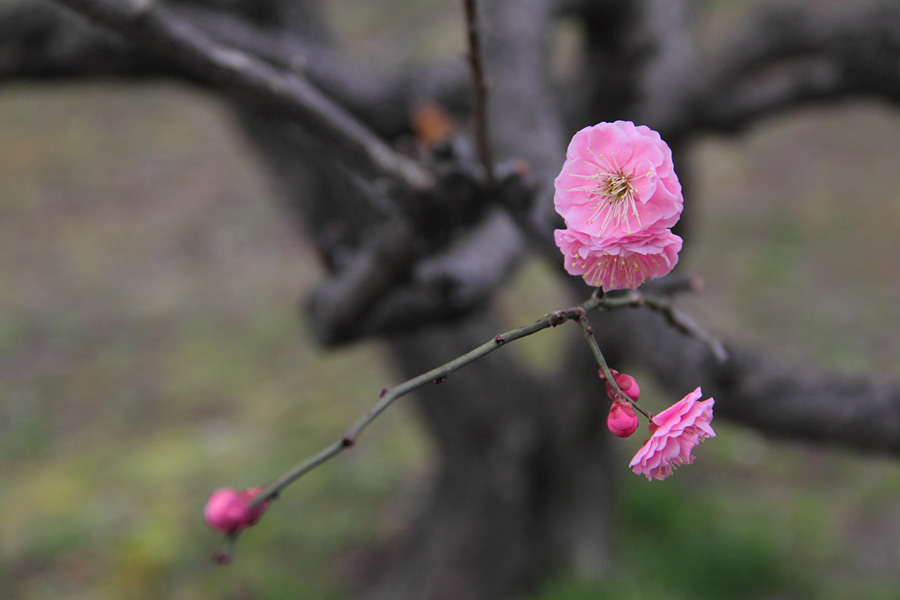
left=629, top=387, right=715, bottom=481
left=554, top=227, right=682, bottom=290
left=554, top=121, right=683, bottom=238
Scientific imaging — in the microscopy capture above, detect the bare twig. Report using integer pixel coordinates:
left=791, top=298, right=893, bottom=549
left=600, top=287, right=728, bottom=363
left=251, top=292, right=604, bottom=508
left=639, top=294, right=729, bottom=363
left=53, top=0, right=433, bottom=191
left=463, top=0, right=495, bottom=187
left=253, top=281, right=723, bottom=508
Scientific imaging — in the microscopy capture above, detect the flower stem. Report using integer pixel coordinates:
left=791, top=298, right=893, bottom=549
left=576, top=314, right=653, bottom=421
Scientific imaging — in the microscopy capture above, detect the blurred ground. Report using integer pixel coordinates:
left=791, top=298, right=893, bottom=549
left=2, top=2, right=900, bottom=599
left=0, top=84, right=430, bottom=600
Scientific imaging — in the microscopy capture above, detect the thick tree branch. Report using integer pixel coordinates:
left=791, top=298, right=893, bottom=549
left=2, top=1, right=468, bottom=139
left=643, top=1, right=900, bottom=140
left=177, top=4, right=471, bottom=138
left=306, top=178, right=526, bottom=345
left=0, top=1, right=171, bottom=80
left=52, top=0, right=432, bottom=190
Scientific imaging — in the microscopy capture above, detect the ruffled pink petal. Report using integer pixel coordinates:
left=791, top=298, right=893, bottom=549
left=628, top=388, right=716, bottom=481
left=555, top=228, right=682, bottom=291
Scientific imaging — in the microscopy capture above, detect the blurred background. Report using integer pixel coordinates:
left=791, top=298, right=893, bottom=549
left=2, top=1, right=900, bottom=599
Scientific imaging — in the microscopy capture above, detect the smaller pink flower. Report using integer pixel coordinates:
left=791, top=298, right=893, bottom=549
left=599, top=369, right=641, bottom=402
left=607, top=402, right=639, bottom=438
left=204, top=486, right=269, bottom=534
left=629, top=387, right=715, bottom=481
left=555, top=227, right=682, bottom=290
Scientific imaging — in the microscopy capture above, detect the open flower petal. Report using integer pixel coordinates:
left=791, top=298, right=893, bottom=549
left=629, top=387, right=715, bottom=481
left=554, top=121, right=683, bottom=239
left=555, top=227, right=682, bottom=290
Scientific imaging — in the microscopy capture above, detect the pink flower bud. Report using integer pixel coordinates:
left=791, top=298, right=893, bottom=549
left=204, top=486, right=269, bottom=534
left=607, top=401, right=639, bottom=438
left=598, top=369, right=641, bottom=402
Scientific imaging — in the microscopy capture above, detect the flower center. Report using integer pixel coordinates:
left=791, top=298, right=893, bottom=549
left=603, top=171, right=635, bottom=207
left=565, top=149, right=646, bottom=235
left=587, top=169, right=638, bottom=234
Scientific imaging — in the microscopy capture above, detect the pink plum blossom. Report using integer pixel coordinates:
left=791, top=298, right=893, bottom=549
left=554, top=121, right=683, bottom=239
left=607, top=401, right=639, bottom=438
left=204, top=486, right=269, bottom=534
left=629, top=387, right=715, bottom=481
left=554, top=227, right=682, bottom=290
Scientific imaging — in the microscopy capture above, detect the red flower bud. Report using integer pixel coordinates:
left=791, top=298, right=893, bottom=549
left=204, top=486, right=269, bottom=534
left=607, top=401, right=639, bottom=438
left=598, top=369, right=641, bottom=402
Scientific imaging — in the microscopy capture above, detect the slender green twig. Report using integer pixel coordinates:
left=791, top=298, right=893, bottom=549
left=250, top=283, right=724, bottom=508
left=252, top=293, right=604, bottom=507
left=597, top=288, right=728, bottom=362
left=639, top=294, right=729, bottom=363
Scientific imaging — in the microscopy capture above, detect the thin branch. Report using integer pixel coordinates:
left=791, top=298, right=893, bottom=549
left=254, top=283, right=720, bottom=508
left=52, top=0, right=433, bottom=191
left=600, top=287, right=728, bottom=362
left=252, top=293, right=604, bottom=508
left=463, top=0, right=495, bottom=187
left=576, top=314, right=653, bottom=420
left=638, top=295, right=728, bottom=363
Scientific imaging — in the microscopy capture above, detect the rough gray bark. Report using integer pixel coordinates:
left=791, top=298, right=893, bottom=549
left=5, top=0, right=900, bottom=598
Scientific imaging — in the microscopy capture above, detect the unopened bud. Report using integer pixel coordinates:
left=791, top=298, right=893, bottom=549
left=598, top=369, right=641, bottom=402
left=204, top=486, right=269, bottom=534
left=607, top=402, right=639, bottom=438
